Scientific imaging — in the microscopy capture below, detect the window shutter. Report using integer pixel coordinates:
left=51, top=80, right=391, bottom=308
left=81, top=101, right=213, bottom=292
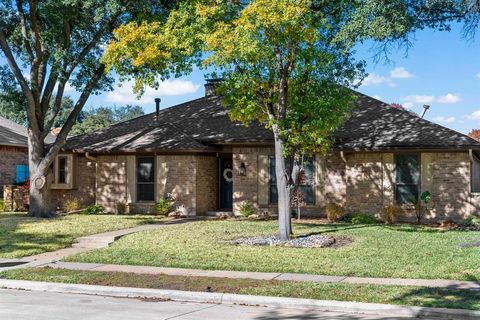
left=258, top=155, right=269, bottom=205
left=126, top=155, right=136, bottom=204
left=156, top=155, right=168, bottom=202
left=315, top=156, right=325, bottom=206
left=421, top=153, right=434, bottom=193
left=382, top=153, right=394, bottom=205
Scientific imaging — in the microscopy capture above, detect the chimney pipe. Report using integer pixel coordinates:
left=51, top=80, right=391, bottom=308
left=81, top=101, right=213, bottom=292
left=204, top=78, right=223, bottom=97
left=421, top=104, right=430, bottom=119
left=154, top=98, right=161, bottom=121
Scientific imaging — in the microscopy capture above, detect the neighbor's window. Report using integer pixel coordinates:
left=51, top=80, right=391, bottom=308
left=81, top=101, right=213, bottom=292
left=395, top=154, right=420, bottom=204
left=52, top=154, right=75, bottom=189
left=269, top=156, right=315, bottom=205
left=136, top=156, right=155, bottom=202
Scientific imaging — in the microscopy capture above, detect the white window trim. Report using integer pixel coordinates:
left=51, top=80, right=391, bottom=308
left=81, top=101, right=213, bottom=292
left=51, top=154, right=75, bottom=189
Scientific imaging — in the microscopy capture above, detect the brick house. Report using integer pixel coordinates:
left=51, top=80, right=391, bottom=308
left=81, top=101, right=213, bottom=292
left=52, top=83, right=480, bottom=222
left=0, top=116, right=29, bottom=195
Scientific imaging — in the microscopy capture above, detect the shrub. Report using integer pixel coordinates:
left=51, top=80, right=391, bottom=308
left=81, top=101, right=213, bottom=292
left=463, top=215, right=480, bottom=227
left=383, top=204, right=400, bottom=224
left=155, top=196, right=175, bottom=216
left=64, top=198, right=82, bottom=213
left=239, top=201, right=255, bottom=217
left=83, top=205, right=104, bottom=215
left=0, top=199, right=4, bottom=212
left=342, top=213, right=377, bottom=224
left=326, top=203, right=344, bottom=222
left=116, top=202, right=127, bottom=215
left=408, top=191, right=432, bottom=224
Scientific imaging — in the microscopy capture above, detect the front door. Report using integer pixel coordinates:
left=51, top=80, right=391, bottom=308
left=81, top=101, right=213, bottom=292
left=219, top=157, right=233, bottom=210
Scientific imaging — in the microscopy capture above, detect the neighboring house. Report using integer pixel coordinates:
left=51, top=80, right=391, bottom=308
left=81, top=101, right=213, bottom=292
left=0, top=116, right=29, bottom=195
left=52, top=82, right=480, bottom=222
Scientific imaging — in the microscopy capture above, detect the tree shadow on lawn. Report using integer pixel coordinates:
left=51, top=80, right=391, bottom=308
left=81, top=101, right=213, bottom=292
left=293, top=222, right=377, bottom=236
left=0, top=232, right=71, bottom=258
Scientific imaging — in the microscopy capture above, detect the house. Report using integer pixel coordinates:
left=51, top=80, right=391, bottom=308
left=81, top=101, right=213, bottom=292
left=52, top=81, right=480, bottom=222
left=0, top=116, right=29, bottom=195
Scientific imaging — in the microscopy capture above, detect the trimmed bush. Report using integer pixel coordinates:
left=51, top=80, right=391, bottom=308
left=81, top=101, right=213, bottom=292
left=155, top=196, right=175, bottom=216
left=326, top=203, right=344, bottom=222
left=239, top=201, right=255, bottom=217
left=383, top=204, right=400, bottom=224
left=64, top=198, right=81, bottom=213
left=342, top=213, right=377, bottom=224
left=83, top=205, right=104, bottom=215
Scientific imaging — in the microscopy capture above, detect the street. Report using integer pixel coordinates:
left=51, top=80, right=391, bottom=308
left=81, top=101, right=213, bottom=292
left=0, top=288, right=419, bottom=320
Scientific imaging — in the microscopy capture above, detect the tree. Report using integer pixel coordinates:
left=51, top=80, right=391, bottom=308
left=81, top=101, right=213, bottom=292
left=0, top=65, right=27, bottom=124
left=71, top=105, right=144, bottom=135
left=469, top=129, right=480, bottom=142
left=103, top=0, right=433, bottom=240
left=0, top=1, right=179, bottom=217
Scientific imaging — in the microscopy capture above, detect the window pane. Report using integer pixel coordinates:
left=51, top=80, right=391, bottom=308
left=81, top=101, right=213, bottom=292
left=137, top=184, right=155, bottom=202
left=269, top=183, right=278, bottom=204
left=396, top=184, right=418, bottom=204
left=299, top=185, right=314, bottom=204
left=302, top=157, right=314, bottom=185
left=396, top=155, right=419, bottom=184
left=137, top=157, right=154, bottom=182
left=58, top=157, right=67, bottom=184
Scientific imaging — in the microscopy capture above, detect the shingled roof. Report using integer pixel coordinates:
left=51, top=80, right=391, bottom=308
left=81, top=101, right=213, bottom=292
left=0, top=116, right=28, bottom=148
left=63, top=92, right=480, bottom=153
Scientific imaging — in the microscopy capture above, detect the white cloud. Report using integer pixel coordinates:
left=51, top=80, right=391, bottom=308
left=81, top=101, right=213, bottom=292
left=433, top=116, right=456, bottom=124
left=390, top=67, right=414, bottom=79
left=64, top=82, right=76, bottom=93
left=106, top=79, right=200, bottom=105
left=436, top=93, right=461, bottom=104
left=402, top=102, right=414, bottom=109
left=402, top=95, right=436, bottom=104
left=468, top=110, right=480, bottom=120
left=360, top=73, right=390, bottom=86
left=372, top=95, right=381, bottom=100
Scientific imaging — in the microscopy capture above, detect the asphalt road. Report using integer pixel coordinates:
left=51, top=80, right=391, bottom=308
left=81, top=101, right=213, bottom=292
left=0, top=288, right=424, bottom=320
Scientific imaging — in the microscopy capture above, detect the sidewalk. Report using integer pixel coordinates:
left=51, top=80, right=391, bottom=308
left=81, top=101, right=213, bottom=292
left=45, top=260, right=480, bottom=290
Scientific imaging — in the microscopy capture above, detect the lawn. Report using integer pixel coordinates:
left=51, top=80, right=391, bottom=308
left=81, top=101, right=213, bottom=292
left=0, top=212, right=164, bottom=258
left=67, top=220, right=480, bottom=281
left=1, top=267, right=479, bottom=311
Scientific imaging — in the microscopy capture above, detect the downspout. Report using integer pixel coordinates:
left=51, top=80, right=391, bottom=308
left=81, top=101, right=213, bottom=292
left=85, top=152, right=97, bottom=162
left=469, top=149, right=480, bottom=163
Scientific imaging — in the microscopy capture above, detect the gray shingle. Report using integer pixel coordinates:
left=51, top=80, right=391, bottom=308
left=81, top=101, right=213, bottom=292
left=63, top=92, right=480, bottom=153
left=0, top=116, right=27, bottom=147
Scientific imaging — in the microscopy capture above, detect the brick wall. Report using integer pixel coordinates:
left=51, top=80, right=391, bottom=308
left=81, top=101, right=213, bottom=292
left=0, top=145, right=28, bottom=195
left=196, top=156, right=218, bottom=214
left=51, top=155, right=96, bottom=210
left=96, top=155, right=127, bottom=213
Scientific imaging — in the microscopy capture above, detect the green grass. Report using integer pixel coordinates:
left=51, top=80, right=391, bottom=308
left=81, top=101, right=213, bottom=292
left=67, top=220, right=480, bottom=281
left=1, top=267, right=479, bottom=311
left=0, top=212, right=165, bottom=258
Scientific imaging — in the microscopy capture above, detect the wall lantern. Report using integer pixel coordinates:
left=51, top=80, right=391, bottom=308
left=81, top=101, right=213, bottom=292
left=238, top=162, right=247, bottom=176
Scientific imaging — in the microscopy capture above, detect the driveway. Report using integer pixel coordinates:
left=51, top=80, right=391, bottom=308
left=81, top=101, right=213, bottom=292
left=0, top=288, right=418, bottom=320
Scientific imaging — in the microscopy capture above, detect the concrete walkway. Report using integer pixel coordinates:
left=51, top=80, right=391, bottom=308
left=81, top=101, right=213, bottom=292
left=45, top=261, right=480, bottom=290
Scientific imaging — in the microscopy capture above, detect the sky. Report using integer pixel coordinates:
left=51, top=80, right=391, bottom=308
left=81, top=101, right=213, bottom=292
left=4, top=23, right=480, bottom=134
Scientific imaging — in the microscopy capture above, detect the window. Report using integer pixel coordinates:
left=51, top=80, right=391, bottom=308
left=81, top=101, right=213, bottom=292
left=269, top=156, right=315, bottom=205
left=52, top=154, right=75, bottom=189
left=137, top=156, right=155, bottom=202
left=395, top=154, right=420, bottom=204
left=58, top=156, right=67, bottom=184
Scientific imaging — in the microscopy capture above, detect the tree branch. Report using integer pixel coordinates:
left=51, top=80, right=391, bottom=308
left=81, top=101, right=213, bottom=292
left=39, top=64, right=106, bottom=173
left=16, top=0, right=34, bottom=61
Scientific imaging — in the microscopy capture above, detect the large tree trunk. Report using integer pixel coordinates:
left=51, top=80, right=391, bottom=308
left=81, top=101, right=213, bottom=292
left=273, top=127, right=292, bottom=241
left=27, top=129, right=55, bottom=218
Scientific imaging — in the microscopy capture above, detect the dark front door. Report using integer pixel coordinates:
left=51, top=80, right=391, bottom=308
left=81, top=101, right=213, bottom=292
left=219, top=157, right=233, bottom=210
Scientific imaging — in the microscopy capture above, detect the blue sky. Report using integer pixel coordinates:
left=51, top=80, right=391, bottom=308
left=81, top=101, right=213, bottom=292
left=4, top=23, right=480, bottom=134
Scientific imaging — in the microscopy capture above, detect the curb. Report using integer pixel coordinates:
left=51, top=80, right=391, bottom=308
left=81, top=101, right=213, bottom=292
left=1, top=279, right=479, bottom=319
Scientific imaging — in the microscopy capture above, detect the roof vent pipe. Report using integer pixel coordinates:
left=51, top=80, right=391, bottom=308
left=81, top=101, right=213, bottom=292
left=421, top=104, right=430, bottom=119
left=155, top=98, right=161, bottom=121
